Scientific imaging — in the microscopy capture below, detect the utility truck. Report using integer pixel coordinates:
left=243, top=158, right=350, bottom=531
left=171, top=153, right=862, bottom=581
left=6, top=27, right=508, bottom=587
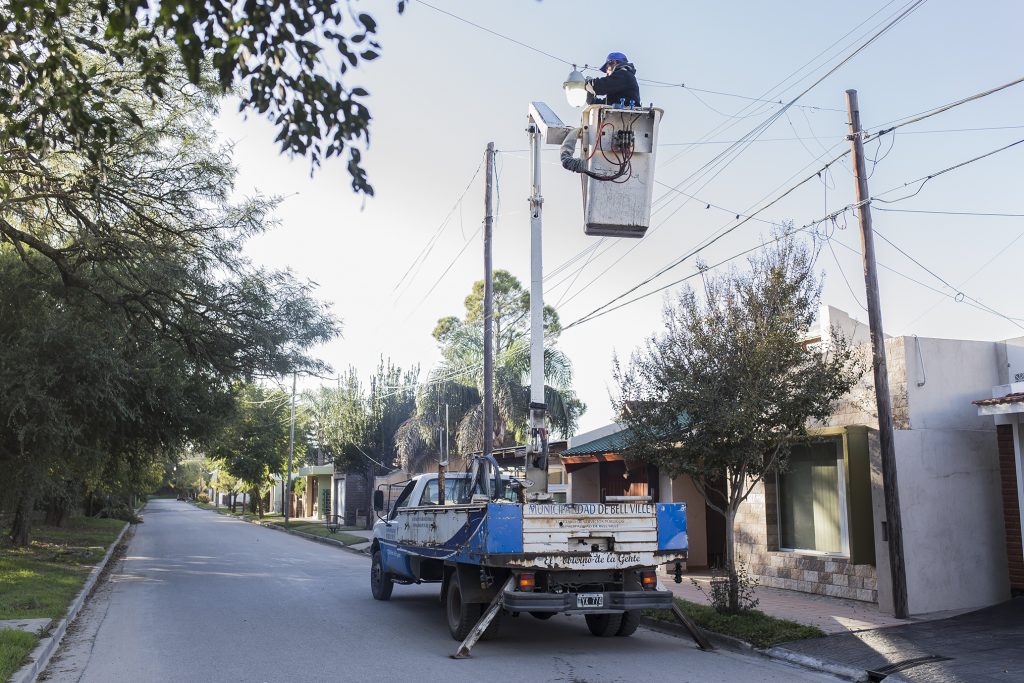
left=370, top=468, right=689, bottom=656
left=368, top=99, right=704, bottom=657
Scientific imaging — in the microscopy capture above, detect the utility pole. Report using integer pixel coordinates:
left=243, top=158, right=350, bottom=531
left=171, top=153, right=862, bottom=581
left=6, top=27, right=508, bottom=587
left=483, top=143, right=495, bottom=471
left=438, top=403, right=448, bottom=505
left=846, top=89, right=908, bottom=619
left=525, top=116, right=549, bottom=499
left=284, top=370, right=297, bottom=524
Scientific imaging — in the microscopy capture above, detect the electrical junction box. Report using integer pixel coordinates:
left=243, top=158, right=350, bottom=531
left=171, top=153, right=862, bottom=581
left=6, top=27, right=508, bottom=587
left=580, top=105, right=663, bottom=238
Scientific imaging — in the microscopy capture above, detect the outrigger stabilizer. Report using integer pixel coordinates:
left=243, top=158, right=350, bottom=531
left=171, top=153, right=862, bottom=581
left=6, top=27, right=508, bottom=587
left=449, top=576, right=713, bottom=658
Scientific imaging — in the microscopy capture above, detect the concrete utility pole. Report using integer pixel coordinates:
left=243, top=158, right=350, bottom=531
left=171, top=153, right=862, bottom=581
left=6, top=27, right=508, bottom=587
left=483, top=142, right=496, bottom=468
left=525, top=118, right=549, bottom=499
left=284, top=370, right=297, bottom=524
left=846, top=89, right=909, bottom=619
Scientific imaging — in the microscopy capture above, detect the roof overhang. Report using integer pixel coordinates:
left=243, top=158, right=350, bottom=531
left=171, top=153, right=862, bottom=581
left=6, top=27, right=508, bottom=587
left=297, top=465, right=334, bottom=477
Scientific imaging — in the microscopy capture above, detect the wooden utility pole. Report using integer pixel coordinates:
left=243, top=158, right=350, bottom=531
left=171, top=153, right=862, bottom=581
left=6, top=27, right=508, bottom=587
left=846, top=89, right=909, bottom=619
left=284, top=370, right=297, bottom=523
left=483, top=142, right=496, bottom=464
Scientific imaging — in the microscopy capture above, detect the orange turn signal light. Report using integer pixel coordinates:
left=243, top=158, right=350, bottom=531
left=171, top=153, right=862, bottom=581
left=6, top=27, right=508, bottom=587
left=640, top=570, right=657, bottom=589
left=517, top=572, right=536, bottom=591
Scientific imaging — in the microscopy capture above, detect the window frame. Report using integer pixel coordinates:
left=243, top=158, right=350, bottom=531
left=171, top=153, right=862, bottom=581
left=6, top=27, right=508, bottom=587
left=776, top=436, right=850, bottom=557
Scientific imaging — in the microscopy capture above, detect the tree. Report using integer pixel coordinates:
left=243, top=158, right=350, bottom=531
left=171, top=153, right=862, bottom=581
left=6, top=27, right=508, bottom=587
left=212, top=384, right=300, bottom=518
left=398, top=271, right=585, bottom=469
left=3, top=0, right=404, bottom=194
left=613, top=236, right=862, bottom=612
left=1, top=32, right=338, bottom=545
left=168, top=457, right=213, bottom=500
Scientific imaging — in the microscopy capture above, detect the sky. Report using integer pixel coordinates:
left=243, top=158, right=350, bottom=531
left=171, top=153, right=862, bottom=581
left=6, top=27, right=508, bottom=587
left=214, top=0, right=1024, bottom=434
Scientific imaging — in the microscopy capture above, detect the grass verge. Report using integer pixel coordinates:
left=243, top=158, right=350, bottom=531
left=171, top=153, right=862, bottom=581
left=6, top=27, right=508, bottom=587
left=192, top=504, right=366, bottom=546
left=0, top=629, right=39, bottom=682
left=0, top=516, right=126, bottom=621
left=644, top=597, right=825, bottom=649
left=261, top=520, right=364, bottom=545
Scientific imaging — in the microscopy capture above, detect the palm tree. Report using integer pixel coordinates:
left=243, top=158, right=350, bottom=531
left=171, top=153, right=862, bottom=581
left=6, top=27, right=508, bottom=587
left=396, top=272, right=585, bottom=470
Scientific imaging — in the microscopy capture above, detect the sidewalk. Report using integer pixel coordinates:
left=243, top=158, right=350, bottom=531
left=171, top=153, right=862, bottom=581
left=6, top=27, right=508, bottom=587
left=664, top=570, right=910, bottom=634
left=347, top=529, right=374, bottom=554
left=777, top=597, right=1024, bottom=682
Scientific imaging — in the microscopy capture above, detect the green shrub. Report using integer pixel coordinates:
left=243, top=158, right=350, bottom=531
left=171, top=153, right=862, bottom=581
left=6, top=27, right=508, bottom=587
left=96, top=502, right=141, bottom=523
left=196, top=493, right=210, bottom=504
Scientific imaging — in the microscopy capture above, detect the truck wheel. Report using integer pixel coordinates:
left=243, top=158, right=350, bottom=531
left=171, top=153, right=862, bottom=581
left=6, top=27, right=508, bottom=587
left=530, top=612, right=556, bottom=620
left=585, top=612, right=624, bottom=637
left=446, top=580, right=477, bottom=641
left=616, top=610, right=641, bottom=636
left=370, top=550, right=393, bottom=601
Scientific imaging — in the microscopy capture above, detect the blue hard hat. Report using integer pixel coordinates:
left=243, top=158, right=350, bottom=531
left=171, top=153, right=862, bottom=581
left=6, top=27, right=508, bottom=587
left=600, top=52, right=629, bottom=71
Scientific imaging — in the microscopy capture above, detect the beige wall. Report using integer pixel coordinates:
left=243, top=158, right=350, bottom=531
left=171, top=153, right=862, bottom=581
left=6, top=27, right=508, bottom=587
left=567, top=463, right=600, bottom=503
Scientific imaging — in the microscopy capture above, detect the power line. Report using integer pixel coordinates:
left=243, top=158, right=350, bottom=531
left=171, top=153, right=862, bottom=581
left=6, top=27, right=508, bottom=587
left=867, top=76, right=1024, bottom=133
left=392, top=159, right=484, bottom=299
left=415, top=0, right=573, bottom=66
left=654, top=0, right=927, bottom=207
left=902, top=227, right=1024, bottom=329
left=827, top=235, right=1024, bottom=328
left=871, top=228, right=1024, bottom=331
left=499, top=124, right=1024, bottom=152
left=562, top=224, right=811, bottom=330
left=416, top=0, right=862, bottom=115
left=565, top=118, right=1019, bottom=331
left=874, top=207, right=1024, bottom=217
left=871, top=137, right=1024, bottom=203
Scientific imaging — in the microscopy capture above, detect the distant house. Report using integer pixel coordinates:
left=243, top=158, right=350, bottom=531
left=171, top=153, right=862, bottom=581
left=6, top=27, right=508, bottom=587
left=565, top=305, right=1013, bottom=617
left=331, top=462, right=370, bottom=527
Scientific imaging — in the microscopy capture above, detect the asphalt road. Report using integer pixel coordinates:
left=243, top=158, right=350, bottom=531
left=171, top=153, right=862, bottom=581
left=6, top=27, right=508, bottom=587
left=44, top=499, right=839, bottom=682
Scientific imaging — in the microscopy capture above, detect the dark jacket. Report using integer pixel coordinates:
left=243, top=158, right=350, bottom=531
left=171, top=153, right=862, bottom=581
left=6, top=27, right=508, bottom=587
left=587, top=63, right=641, bottom=106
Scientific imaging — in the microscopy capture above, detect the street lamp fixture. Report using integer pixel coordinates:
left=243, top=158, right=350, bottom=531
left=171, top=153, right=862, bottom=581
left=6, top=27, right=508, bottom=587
left=563, top=68, right=588, bottom=108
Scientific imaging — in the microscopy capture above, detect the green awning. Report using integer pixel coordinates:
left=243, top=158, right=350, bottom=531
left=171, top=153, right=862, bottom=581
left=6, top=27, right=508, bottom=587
left=297, top=465, right=334, bottom=476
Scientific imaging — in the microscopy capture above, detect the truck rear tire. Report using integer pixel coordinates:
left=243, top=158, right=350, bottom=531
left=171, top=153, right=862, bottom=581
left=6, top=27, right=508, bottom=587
left=446, top=580, right=477, bottom=641
left=585, top=612, right=624, bottom=637
left=370, top=550, right=393, bottom=601
left=616, top=610, right=641, bottom=636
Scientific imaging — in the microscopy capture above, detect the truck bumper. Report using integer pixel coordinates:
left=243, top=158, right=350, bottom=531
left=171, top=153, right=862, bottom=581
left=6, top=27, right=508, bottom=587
left=503, top=589, right=674, bottom=614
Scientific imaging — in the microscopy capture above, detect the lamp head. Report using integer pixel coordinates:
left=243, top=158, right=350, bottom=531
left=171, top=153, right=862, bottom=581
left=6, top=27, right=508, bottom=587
left=563, top=68, right=588, bottom=108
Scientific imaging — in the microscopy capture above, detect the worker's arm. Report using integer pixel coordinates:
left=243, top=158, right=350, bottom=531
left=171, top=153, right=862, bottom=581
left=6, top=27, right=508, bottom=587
left=587, top=70, right=633, bottom=98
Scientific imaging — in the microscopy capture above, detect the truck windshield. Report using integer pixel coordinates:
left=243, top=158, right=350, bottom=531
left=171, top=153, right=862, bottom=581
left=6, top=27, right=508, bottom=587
left=418, top=477, right=516, bottom=505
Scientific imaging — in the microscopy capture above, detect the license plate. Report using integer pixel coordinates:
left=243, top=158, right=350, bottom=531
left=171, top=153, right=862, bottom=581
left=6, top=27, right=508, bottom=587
left=576, top=593, right=604, bottom=608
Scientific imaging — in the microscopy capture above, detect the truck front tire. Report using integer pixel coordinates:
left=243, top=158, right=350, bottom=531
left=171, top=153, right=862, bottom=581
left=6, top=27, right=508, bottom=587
left=370, top=550, right=394, bottom=601
left=585, top=612, right=624, bottom=637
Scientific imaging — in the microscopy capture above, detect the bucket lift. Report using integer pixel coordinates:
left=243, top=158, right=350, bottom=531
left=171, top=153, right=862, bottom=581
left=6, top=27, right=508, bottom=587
left=576, top=105, right=663, bottom=238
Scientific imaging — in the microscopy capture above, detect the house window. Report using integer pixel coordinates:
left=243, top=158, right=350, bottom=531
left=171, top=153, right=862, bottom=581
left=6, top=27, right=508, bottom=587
left=548, top=469, right=564, bottom=486
left=778, top=439, right=849, bottom=554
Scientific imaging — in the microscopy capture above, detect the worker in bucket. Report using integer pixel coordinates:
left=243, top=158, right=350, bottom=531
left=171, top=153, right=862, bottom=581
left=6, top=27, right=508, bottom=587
left=586, top=52, right=641, bottom=107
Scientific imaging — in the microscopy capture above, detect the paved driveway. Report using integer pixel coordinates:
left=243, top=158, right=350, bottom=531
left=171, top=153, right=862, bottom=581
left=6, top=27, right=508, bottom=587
left=45, top=499, right=839, bottom=682
left=777, top=598, right=1024, bottom=682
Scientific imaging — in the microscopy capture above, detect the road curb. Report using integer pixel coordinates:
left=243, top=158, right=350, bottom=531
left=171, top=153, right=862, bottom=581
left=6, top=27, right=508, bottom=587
left=11, top=518, right=134, bottom=683
left=195, top=503, right=370, bottom=558
left=639, top=617, right=868, bottom=682
left=258, top=520, right=370, bottom=557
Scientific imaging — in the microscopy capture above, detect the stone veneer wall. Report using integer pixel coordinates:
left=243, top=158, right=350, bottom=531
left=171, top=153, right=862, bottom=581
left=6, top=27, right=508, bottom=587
left=733, top=478, right=878, bottom=603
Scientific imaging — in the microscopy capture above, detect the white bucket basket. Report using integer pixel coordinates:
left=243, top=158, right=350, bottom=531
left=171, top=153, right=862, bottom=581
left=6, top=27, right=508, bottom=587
left=580, top=105, right=663, bottom=238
